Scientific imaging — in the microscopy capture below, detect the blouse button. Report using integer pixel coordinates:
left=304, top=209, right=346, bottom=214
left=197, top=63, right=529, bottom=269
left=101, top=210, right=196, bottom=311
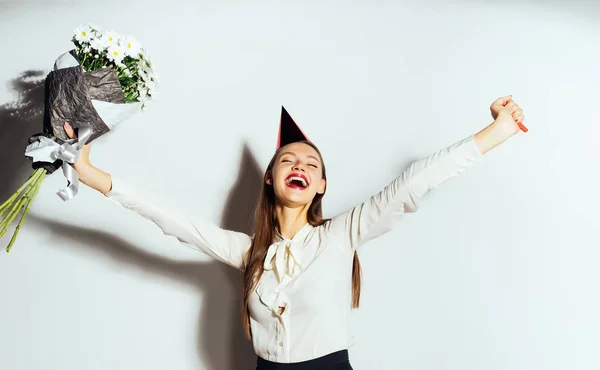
left=279, top=341, right=284, bottom=346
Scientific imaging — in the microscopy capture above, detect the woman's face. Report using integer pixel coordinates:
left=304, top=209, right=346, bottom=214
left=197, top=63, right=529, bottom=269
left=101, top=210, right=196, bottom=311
left=267, top=142, right=326, bottom=208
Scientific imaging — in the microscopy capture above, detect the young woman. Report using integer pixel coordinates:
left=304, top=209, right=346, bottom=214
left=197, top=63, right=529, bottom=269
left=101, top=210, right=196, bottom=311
left=65, top=95, right=526, bottom=369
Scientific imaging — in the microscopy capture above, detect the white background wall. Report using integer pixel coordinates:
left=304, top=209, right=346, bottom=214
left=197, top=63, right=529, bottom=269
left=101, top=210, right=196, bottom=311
left=0, top=1, right=598, bottom=369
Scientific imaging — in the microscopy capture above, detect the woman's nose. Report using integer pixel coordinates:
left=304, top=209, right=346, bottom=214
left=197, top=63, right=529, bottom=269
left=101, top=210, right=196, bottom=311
left=292, top=163, right=305, bottom=171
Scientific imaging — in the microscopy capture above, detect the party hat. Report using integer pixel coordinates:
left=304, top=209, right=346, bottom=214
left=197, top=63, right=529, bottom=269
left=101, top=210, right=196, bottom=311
left=277, top=106, right=309, bottom=149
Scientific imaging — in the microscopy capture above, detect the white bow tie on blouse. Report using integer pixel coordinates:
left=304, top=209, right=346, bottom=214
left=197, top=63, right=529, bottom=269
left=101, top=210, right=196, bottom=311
left=263, top=240, right=303, bottom=283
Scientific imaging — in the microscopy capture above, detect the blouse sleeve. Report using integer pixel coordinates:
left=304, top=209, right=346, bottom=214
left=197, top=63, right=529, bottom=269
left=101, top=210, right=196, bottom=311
left=103, top=176, right=252, bottom=271
left=324, top=134, right=484, bottom=251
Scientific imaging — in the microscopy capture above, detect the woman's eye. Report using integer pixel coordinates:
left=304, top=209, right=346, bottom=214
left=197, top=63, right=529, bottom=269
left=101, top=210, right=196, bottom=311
left=309, top=164, right=318, bottom=168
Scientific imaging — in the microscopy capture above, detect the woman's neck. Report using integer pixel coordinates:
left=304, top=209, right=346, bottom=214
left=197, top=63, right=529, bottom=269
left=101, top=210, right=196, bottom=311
left=274, top=204, right=310, bottom=240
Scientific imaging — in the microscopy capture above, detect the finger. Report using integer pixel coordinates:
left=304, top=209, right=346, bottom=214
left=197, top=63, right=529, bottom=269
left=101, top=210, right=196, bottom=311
left=513, top=111, right=524, bottom=121
left=63, top=122, right=76, bottom=139
left=510, top=106, right=521, bottom=117
left=508, top=104, right=521, bottom=115
left=513, top=111, right=527, bottom=132
left=493, top=95, right=513, bottom=107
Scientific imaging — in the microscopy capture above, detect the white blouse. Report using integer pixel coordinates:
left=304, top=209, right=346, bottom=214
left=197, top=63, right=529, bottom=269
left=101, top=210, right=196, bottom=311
left=103, top=134, right=483, bottom=363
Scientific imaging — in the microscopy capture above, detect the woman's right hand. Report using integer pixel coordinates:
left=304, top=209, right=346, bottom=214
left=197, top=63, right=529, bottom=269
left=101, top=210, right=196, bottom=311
left=63, top=122, right=91, bottom=172
left=63, top=121, right=113, bottom=194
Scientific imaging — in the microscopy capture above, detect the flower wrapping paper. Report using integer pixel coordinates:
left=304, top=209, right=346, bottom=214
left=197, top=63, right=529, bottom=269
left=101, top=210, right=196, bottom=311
left=1, top=24, right=156, bottom=252
left=27, top=50, right=142, bottom=173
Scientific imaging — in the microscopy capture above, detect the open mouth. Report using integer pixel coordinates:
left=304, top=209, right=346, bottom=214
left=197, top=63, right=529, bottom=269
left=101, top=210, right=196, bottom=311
left=285, top=174, right=309, bottom=190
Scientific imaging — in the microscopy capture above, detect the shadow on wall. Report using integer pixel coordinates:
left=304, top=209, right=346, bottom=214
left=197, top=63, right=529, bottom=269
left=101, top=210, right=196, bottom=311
left=0, top=70, right=47, bottom=202
left=26, top=141, right=262, bottom=369
left=219, top=143, right=264, bottom=370
left=2, top=69, right=263, bottom=369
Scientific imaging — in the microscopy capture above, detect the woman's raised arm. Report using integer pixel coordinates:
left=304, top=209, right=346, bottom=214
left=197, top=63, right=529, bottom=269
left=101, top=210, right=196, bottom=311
left=65, top=122, right=252, bottom=271
left=324, top=95, right=526, bottom=251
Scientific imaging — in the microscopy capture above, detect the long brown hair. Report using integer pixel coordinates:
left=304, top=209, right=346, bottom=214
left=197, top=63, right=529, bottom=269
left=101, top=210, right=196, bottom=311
left=241, top=140, right=362, bottom=340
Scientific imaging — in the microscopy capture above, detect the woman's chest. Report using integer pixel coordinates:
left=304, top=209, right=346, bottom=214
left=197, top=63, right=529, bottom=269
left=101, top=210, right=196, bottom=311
left=248, top=245, right=354, bottom=321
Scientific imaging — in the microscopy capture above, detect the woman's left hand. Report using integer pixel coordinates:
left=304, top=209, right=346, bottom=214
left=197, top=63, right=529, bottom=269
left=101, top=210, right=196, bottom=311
left=474, top=95, right=527, bottom=154
left=490, top=95, right=526, bottom=137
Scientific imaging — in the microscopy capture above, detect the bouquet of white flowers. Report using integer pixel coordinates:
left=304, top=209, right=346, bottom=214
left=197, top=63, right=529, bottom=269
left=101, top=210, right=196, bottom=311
left=0, top=24, right=158, bottom=252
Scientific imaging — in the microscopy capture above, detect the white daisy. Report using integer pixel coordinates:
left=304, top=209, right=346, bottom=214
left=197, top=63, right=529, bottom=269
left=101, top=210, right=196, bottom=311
left=137, top=66, right=149, bottom=82
left=106, top=44, right=126, bottom=65
left=137, top=85, right=149, bottom=101
left=98, top=30, right=120, bottom=48
left=140, top=58, right=158, bottom=79
left=147, top=85, right=157, bottom=101
left=120, top=35, right=142, bottom=58
left=143, top=55, right=154, bottom=70
left=145, top=77, right=156, bottom=92
left=88, top=24, right=100, bottom=33
left=73, top=24, right=94, bottom=43
left=138, top=63, right=155, bottom=82
left=89, top=37, right=106, bottom=52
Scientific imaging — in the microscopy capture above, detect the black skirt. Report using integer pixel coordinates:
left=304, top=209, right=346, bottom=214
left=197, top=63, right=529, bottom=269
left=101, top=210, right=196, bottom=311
left=256, top=350, right=353, bottom=370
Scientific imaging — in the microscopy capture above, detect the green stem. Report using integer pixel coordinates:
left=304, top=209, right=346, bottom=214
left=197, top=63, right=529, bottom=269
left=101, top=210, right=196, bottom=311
left=0, top=168, right=39, bottom=211
left=0, top=190, right=32, bottom=239
left=0, top=169, right=43, bottom=232
left=0, top=172, right=41, bottom=243
left=0, top=168, right=45, bottom=217
left=6, top=171, right=46, bottom=252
